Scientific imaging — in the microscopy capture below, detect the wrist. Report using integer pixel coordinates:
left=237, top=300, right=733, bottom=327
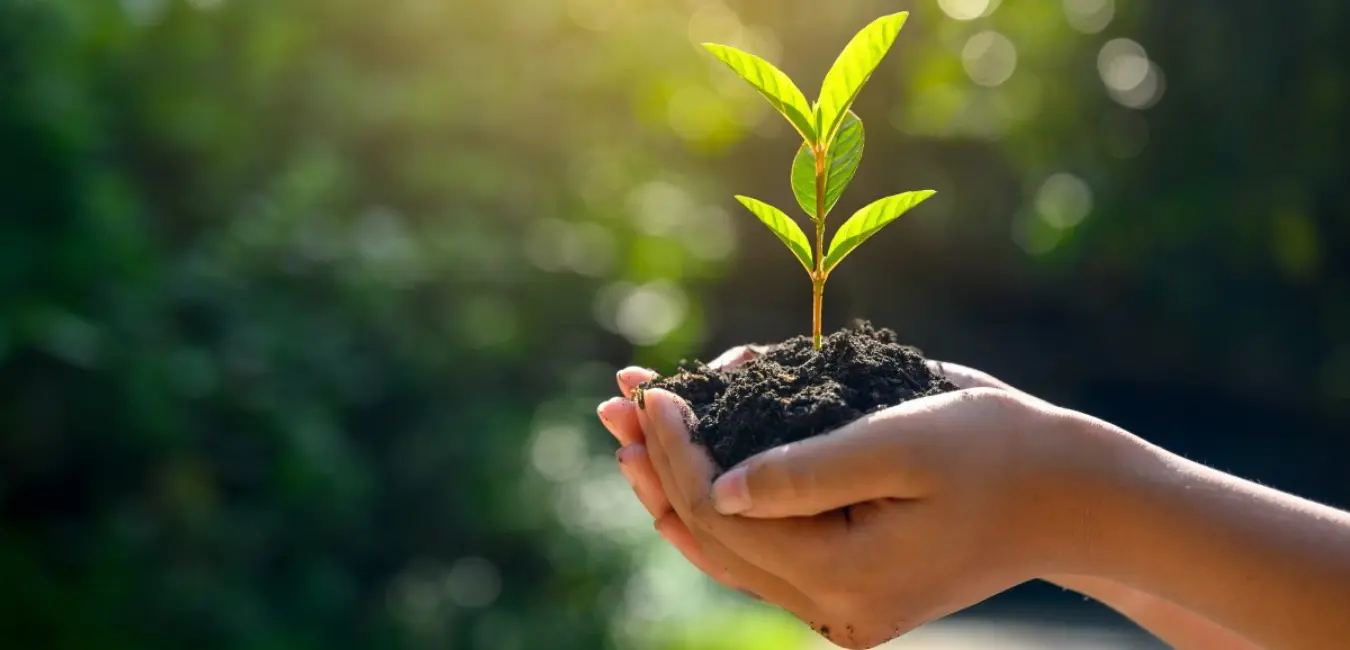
left=1015, top=408, right=1165, bottom=579
left=1046, top=574, right=1154, bottom=610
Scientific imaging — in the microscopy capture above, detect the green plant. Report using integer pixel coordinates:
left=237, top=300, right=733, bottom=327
left=703, top=12, right=934, bottom=349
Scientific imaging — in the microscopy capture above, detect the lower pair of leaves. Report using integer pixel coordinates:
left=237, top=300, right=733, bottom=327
left=735, top=190, right=936, bottom=277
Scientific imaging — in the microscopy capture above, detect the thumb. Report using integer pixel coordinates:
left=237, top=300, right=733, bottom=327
left=709, top=407, right=931, bottom=518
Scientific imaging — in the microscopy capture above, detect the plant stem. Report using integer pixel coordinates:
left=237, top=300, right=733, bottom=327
left=811, top=275, right=823, bottom=350
left=811, top=144, right=827, bottom=350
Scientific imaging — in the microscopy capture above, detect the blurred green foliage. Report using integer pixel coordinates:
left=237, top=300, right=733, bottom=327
left=0, top=0, right=724, bottom=648
left=2, top=0, right=1348, bottom=649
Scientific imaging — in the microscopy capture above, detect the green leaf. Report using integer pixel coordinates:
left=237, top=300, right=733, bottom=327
left=823, top=190, right=934, bottom=274
left=815, top=12, right=909, bottom=148
left=702, top=43, right=817, bottom=143
left=734, top=195, right=814, bottom=273
left=791, top=111, right=864, bottom=221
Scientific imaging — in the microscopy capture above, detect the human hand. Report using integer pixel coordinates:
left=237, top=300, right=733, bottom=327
left=597, top=346, right=767, bottom=595
left=597, top=349, right=1035, bottom=586
left=598, top=351, right=1110, bottom=648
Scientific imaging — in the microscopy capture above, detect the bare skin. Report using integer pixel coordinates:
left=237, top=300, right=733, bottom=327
left=597, top=349, right=1350, bottom=649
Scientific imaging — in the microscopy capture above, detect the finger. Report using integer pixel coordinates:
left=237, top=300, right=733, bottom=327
left=618, top=444, right=750, bottom=596
left=654, top=511, right=746, bottom=592
left=708, top=345, right=765, bottom=371
left=620, top=390, right=818, bottom=614
left=640, top=389, right=835, bottom=580
left=598, top=397, right=645, bottom=446
left=928, top=361, right=1056, bottom=410
left=637, top=413, right=825, bottom=620
left=708, top=391, right=986, bottom=518
left=637, top=401, right=818, bottom=614
left=927, top=359, right=1014, bottom=391
left=616, top=444, right=670, bottom=518
left=616, top=366, right=658, bottom=398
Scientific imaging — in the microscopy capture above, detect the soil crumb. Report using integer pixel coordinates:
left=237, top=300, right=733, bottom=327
left=642, top=321, right=958, bottom=471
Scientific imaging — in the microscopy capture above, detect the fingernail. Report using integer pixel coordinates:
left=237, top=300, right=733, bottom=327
left=597, top=399, right=616, bottom=425
left=618, top=367, right=656, bottom=392
left=711, top=465, right=751, bottom=515
left=598, top=397, right=628, bottom=427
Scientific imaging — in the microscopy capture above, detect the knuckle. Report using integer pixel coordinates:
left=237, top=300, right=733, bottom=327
left=759, top=446, right=818, bottom=500
left=689, top=499, right=721, bottom=531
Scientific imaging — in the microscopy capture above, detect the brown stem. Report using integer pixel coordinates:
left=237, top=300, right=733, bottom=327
left=811, top=144, right=827, bottom=350
left=811, top=275, right=824, bottom=350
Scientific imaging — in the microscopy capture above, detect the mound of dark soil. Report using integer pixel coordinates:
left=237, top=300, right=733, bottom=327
left=640, top=321, right=959, bottom=471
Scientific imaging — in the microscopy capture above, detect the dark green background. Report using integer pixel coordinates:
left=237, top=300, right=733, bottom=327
left=3, top=0, right=1346, bottom=648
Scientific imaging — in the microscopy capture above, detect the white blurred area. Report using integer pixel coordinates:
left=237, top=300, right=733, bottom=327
left=812, top=618, right=1163, bottom=649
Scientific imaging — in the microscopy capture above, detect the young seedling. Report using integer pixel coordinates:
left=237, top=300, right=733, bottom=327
left=702, top=12, right=934, bottom=349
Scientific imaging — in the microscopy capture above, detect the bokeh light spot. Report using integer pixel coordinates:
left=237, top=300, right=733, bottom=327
left=121, top=0, right=167, bottom=26
left=445, top=557, right=502, bottom=609
left=614, top=281, right=688, bottom=346
left=667, top=86, right=724, bottom=142
left=740, top=25, right=784, bottom=69
left=525, top=218, right=616, bottom=276
left=1098, top=39, right=1166, bottom=109
left=387, top=562, right=446, bottom=628
left=1098, top=39, right=1150, bottom=92
left=687, top=2, right=743, bottom=47
left=568, top=222, right=617, bottom=277
left=683, top=205, right=736, bottom=261
left=593, top=281, right=632, bottom=334
left=903, top=83, right=966, bottom=136
left=628, top=181, right=694, bottom=237
left=1035, top=173, right=1094, bottom=229
left=1112, top=63, right=1166, bottom=109
left=558, top=464, right=649, bottom=538
left=939, top=0, right=998, bottom=21
left=530, top=423, right=589, bottom=482
left=963, top=31, right=1018, bottom=87
left=1063, top=0, right=1114, bottom=34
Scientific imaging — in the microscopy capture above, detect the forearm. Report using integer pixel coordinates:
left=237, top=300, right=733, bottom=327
left=1048, top=574, right=1266, bottom=650
left=1081, top=423, right=1350, bottom=650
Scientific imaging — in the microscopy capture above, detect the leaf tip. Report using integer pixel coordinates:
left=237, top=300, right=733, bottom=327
left=879, top=11, right=910, bottom=26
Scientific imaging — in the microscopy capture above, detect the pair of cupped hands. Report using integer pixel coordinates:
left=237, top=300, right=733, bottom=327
left=596, top=347, right=1112, bottom=649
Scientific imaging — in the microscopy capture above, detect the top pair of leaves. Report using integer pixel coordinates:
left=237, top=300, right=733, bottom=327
left=702, top=11, right=909, bottom=150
